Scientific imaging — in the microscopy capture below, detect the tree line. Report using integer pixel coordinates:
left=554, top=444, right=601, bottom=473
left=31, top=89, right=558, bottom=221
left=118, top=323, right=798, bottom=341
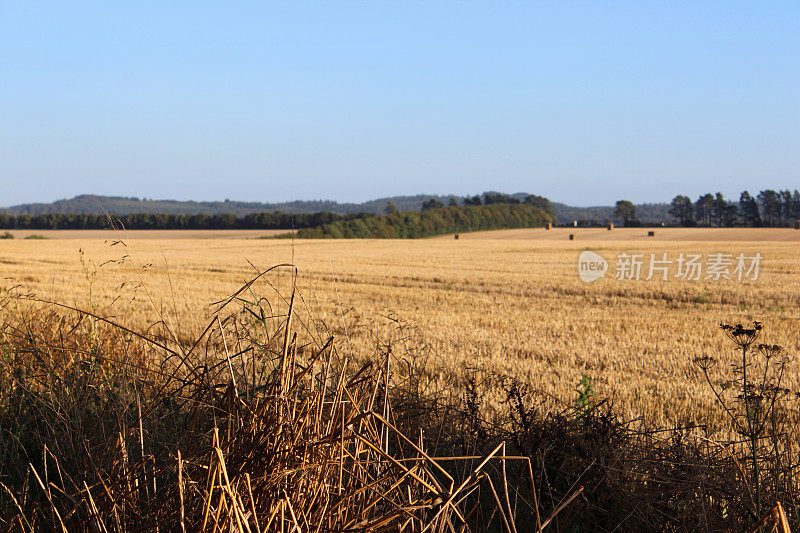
left=608, top=190, right=800, bottom=227
left=294, top=202, right=553, bottom=239
left=0, top=211, right=365, bottom=230
left=0, top=193, right=555, bottom=231
left=668, top=189, right=800, bottom=227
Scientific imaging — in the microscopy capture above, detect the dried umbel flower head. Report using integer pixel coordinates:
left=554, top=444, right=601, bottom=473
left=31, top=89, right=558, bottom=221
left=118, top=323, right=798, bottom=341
left=736, top=383, right=765, bottom=412
left=764, top=385, right=791, bottom=401
left=720, top=321, right=762, bottom=348
left=692, top=355, right=717, bottom=370
left=757, top=343, right=784, bottom=360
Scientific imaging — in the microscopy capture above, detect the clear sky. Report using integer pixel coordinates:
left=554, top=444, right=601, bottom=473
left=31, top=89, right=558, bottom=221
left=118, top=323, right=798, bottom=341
left=1, top=1, right=798, bottom=207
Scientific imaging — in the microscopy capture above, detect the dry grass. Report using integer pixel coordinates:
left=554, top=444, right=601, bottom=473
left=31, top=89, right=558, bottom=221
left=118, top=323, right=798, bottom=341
left=1, top=230, right=799, bottom=438
left=0, top=273, right=546, bottom=531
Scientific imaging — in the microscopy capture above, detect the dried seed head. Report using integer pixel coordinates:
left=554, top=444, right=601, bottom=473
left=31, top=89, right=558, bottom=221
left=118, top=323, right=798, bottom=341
left=719, top=321, right=762, bottom=348
left=692, top=355, right=716, bottom=370
left=764, top=386, right=791, bottom=400
left=757, top=343, right=784, bottom=360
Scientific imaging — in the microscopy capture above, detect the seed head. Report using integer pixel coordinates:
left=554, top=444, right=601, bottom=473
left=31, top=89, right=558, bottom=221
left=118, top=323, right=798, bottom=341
left=757, top=343, right=784, bottom=360
left=692, top=355, right=716, bottom=370
left=720, top=321, right=762, bottom=348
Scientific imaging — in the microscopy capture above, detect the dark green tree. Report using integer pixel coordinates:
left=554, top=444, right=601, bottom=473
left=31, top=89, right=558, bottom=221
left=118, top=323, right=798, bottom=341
left=739, top=191, right=761, bottom=226
left=779, top=190, right=792, bottom=225
left=613, top=200, right=637, bottom=226
left=421, top=199, right=444, bottom=211
left=483, top=192, right=520, bottom=205
left=792, top=190, right=800, bottom=221
left=757, top=190, right=780, bottom=226
left=463, top=195, right=483, bottom=206
left=711, top=193, right=736, bottom=227
left=524, top=194, right=555, bottom=218
left=694, top=194, right=714, bottom=226
left=668, top=195, right=694, bottom=226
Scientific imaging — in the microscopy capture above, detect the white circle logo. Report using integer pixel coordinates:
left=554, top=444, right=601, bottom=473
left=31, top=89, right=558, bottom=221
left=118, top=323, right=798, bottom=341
left=578, top=251, right=607, bottom=283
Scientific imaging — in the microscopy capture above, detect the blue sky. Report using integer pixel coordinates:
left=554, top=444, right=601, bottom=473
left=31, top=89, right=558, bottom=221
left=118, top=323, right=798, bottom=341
left=1, top=1, right=798, bottom=207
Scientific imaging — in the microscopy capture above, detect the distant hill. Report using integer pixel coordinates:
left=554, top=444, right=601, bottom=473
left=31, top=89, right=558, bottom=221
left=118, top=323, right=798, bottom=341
left=1, top=194, right=673, bottom=224
left=0, top=194, right=459, bottom=217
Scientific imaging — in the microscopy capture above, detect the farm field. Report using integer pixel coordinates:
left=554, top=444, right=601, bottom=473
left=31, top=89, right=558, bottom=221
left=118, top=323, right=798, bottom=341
left=0, top=228, right=292, bottom=239
left=441, top=226, right=800, bottom=241
left=1, top=228, right=799, bottom=434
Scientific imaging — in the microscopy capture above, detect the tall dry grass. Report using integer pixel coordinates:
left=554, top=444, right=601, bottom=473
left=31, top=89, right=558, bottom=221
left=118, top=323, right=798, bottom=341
left=0, top=266, right=551, bottom=532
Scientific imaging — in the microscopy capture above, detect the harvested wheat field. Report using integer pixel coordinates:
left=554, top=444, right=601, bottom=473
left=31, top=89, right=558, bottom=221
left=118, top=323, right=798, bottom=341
left=0, top=228, right=291, bottom=240
left=2, top=229, right=799, bottom=435
left=443, top=226, right=800, bottom=241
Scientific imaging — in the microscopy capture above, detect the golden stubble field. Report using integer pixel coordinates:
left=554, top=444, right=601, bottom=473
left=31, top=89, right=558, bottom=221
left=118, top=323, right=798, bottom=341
left=1, top=227, right=799, bottom=434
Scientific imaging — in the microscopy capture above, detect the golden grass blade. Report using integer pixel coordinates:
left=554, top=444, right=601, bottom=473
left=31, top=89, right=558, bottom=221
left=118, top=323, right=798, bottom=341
left=538, top=486, right=584, bottom=531
left=29, top=464, right=67, bottom=533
